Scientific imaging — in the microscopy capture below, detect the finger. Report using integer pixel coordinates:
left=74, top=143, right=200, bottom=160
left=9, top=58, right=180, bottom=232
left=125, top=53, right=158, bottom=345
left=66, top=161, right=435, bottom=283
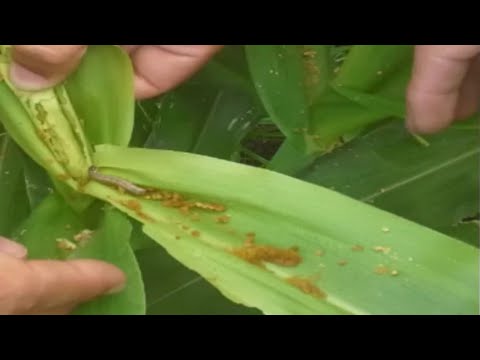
left=130, top=45, right=223, bottom=99
left=454, top=55, right=480, bottom=120
left=120, top=45, right=140, bottom=53
left=0, top=236, right=27, bottom=259
left=28, top=304, right=76, bottom=315
left=10, top=45, right=87, bottom=91
left=5, top=258, right=125, bottom=315
left=406, top=45, right=480, bottom=133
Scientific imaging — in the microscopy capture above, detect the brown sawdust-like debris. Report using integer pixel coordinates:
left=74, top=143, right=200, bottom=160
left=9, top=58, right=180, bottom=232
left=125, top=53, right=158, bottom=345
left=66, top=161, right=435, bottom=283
left=285, top=276, right=326, bottom=299
left=231, top=235, right=302, bottom=267
left=144, top=188, right=227, bottom=216
left=119, top=199, right=154, bottom=222
left=216, top=215, right=230, bottom=224
left=374, top=264, right=389, bottom=275
left=73, top=229, right=94, bottom=246
left=372, top=246, right=391, bottom=254
left=56, top=238, right=76, bottom=251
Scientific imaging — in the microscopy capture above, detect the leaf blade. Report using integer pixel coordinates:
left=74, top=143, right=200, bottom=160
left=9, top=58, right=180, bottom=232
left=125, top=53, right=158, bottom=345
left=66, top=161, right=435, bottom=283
left=65, top=45, right=135, bottom=147
left=84, top=145, right=479, bottom=314
left=70, top=208, right=146, bottom=315
left=298, top=118, right=480, bottom=242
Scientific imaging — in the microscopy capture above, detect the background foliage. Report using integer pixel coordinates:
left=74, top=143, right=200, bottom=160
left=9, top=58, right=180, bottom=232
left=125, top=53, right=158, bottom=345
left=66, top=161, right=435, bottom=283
left=0, top=45, right=478, bottom=314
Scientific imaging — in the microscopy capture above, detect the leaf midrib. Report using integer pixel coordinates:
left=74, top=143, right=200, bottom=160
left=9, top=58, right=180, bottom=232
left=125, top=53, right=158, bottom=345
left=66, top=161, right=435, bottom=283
left=147, top=276, right=202, bottom=309
left=361, top=147, right=480, bottom=202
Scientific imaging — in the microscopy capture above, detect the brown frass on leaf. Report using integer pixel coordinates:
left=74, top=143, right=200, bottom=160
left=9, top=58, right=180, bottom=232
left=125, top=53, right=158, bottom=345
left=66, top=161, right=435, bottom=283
left=285, top=276, right=326, bottom=299
left=231, top=239, right=302, bottom=267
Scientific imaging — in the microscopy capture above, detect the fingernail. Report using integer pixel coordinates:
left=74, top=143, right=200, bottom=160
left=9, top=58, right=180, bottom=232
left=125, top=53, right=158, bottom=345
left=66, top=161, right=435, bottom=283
left=9, top=62, right=52, bottom=91
left=0, top=236, right=28, bottom=259
left=106, top=283, right=126, bottom=295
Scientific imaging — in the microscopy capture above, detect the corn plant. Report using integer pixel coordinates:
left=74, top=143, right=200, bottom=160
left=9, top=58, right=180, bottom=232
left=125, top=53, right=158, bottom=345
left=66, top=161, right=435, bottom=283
left=0, top=45, right=478, bottom=315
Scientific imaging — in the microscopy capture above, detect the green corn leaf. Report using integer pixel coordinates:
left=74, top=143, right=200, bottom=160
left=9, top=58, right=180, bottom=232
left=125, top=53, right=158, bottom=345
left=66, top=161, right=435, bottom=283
left=82, top=145, right=478, bottom=315
left=0, top=47, right=93, bottom=211
left=69, top=208, right=145, bottom=315
left=65, top=45, right=135, bottom=147
left=297, top=118, right=480, bottom=246
left=12, top=193, right=145, bottom=314
left=267, top=90, right=385, bottom=175
left=22, top=153, right=54, bottom=209
left=0, top=135, right=30, bottom=236
left=334, top=45, right=413, bottom=96
left=136, top=245, right=260, bottom=314
left=0, top=77, right=64, bottom=178
left=248, top=45, right=415, bottom=174
left=214, top=45, right=253, bottom=82
left=245, top=45, right=331, bottom=153
left=12, top=193, right=88, bottom=259
left=330, top=85, right=406, bottom=118
left=1, top=44, right=477, bottom=316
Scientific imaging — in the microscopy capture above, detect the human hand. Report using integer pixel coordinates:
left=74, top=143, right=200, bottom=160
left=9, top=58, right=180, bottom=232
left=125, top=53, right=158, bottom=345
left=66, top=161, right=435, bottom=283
left=0, top=236, right=125, bottom=315
left=8, top=45, right=223, bottom=99
left=9, top=45, right=479, bottom=134
left=406, top=45, right=480, bottom=134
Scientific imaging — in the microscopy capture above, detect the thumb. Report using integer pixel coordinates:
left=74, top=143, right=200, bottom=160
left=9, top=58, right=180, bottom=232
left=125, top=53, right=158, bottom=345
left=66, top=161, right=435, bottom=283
left=406, top=45, right=480, bottom=133
left=9, top=45, right=87, bottom=91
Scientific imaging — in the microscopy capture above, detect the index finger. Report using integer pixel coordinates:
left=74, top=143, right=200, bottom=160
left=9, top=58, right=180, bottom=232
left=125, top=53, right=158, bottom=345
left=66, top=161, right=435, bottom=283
left=406, top=45, right=480, bottom=133
left=8, top=258, right=125, bottom=314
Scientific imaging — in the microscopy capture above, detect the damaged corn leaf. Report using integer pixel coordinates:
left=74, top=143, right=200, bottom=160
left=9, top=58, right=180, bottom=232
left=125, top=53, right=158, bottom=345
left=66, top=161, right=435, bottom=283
left=0, top=45, right=135, bottom=211
left=1, top=45, right=477, bottom=315
left=0, top=45, right=93, bottom=214
left=82, top=145, right=478, bottom=315
left=12, top=193, right=88, bottom=259
left=69, top=208, right=145, bottom=315
left=12, top=193, right=146, bottom=314
left=246, top=45, right=414, bottom=175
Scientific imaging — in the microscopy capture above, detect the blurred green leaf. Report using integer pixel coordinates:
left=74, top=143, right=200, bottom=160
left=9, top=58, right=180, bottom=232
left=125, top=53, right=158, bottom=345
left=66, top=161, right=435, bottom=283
left=0, top=135, right=30, bottom=236
left=65, top=45, right=135, bottom=147
left=247, top=45, right=415, bottom=175
left=297, top=118, right=480, bottom=245
left=245, top=45, right=331, bottom=152
left=214, top=45, right=252, bottom=81
left=334, top=45, right=413, bottom=97
left=138, top=60, right=264, bottom=160
left=129, top=101, right=154, bottom=148
left=130, top=219, right=157, bottom=251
